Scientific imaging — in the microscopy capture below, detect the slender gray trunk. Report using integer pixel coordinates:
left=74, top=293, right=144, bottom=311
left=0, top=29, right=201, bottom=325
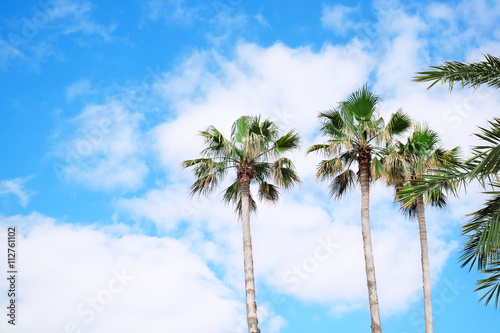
left=240, top=181, right=260, bottom=333
left=416, top=195, right=433, bottom=333
left=360, top=164, right=382, bottom=333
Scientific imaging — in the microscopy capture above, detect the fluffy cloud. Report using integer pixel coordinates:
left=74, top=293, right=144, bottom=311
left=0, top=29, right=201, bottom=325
left=37, top=0, right=500, bottom=326
left=0, top=213, right=260, bottom=333
left=51, top=101, right=148, bottom=191
left=114, top=1, right=500, bottom=320
left=118, top=179, right=457, bottom=318
left=321, top=4, right=359, bottom=35
left=151, top=41, right=371, bottom=175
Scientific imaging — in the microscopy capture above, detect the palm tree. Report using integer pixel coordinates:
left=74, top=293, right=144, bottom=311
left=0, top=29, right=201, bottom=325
left=400, top=119, right=500, bottom=306
left=414, top=54, right=500, bottom=90
left=407, top=55, right=500, bottom=306
left=380, top=125, right=459, bottom=333
left=182, top=115, right=301, bottom=333
left=307, top=85, right=411, bottom=333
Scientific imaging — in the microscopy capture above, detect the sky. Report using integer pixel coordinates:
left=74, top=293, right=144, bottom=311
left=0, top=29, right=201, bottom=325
left=0, top=0, right=499, bottom=332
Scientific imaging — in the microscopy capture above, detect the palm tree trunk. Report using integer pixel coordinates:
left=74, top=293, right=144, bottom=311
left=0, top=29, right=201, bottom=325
left=240, top=181, right=260, bottom=333
left=416, top=195, right=433, bottom=333
left=360, top=164, right=382, bottom=333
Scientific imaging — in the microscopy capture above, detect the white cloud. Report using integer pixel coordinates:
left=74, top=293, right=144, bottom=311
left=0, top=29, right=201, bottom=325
left=321, top=4, right=359, bottom=35
left=118, top=179, right=457, bottom=318
left=0, top=213, right=261, bottom=333
left=0, top=177, right=35, bottom=207
left=152, top=41, right=371, bottom=174
left=65, top=78, right=96, bottom=100
left=25, top=0, right=500, bottom=324
left=118, top=1, right=500, bottom=318
left=458, top=0, right=500, bottom=29
left=51, top=101, right=148, bottom=191
left=116, top=182, right=222, bottom=233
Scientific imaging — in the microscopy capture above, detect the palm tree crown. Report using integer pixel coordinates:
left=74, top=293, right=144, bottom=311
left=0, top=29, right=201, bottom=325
left=307, top=85, right=411, bottom=196
left=381, top=125, right=459, bottom=217
left=183, top=115, right=301, bottom=212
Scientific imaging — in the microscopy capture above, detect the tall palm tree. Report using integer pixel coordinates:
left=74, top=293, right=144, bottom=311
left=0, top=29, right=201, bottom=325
left=182, top=115, right=301, bottom=333
left=400, top=119, right=500, bottom=306
left=307, top=85, right=411, bottom=333
left=380, top=125, right=459, bottom=333
left=406, top=55, right=500, bottom=306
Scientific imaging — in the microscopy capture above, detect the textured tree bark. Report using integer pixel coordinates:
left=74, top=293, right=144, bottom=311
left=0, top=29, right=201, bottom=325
left=359, top=163, right=382, bottom=333
left=417, top=194, right=433, bottom=333
left=240, top=181, right=260, bottom=333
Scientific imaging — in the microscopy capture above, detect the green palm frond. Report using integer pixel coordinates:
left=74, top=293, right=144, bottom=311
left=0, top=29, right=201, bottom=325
left=346, top=83, right=380, bottom=121
left=316, top=158, right=345, bottom=181
left=397, top=160, right=467, bottom=207
left=475, top=259, right=500, bottom=307
left=358, top=116, right=384, bottom=144
left=182, top=158, right=227, bottom=178
left=274, top=130, right=301, bottom=154
left=414, top=54, right=500, bottom=90
left=253, top=162, right=272, bottom=183
left=306, top=144, right=331, bottom=156
left=469, top=118, right=500, bottom=177
left=371, top=156, right=384, bottom=179
left=182, top=158, right=229, bottom=196
left=396, top=187, right=447, bottom=221
left=383, top=109, right=412, bottom=139
left=222, top=181, right=258, bottom=216
left=319, top=109, right=350, bottom=139
left=200, top=126, right=234, bottom=159
left=258, top=182, right=280, bottom=202
left=232, top=116, right=251, bottom=144
left=222, top=181, right=241, bottom=205
left=425, top=188, right=448, bottom=208
left=329, top=169, right=357, bottom=198
left=460, top=188, right=500, bottom=271
left=249, top=116, right=277, bottom=143
left=189, top=172, right=221, bottom=196
left=272, top=157, right=300, bottom=189
left=398, top=196, right=418, bottom=219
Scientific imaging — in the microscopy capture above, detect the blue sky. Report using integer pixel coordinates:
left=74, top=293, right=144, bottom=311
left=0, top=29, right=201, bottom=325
left=1, top=0, right=500, bottom=332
